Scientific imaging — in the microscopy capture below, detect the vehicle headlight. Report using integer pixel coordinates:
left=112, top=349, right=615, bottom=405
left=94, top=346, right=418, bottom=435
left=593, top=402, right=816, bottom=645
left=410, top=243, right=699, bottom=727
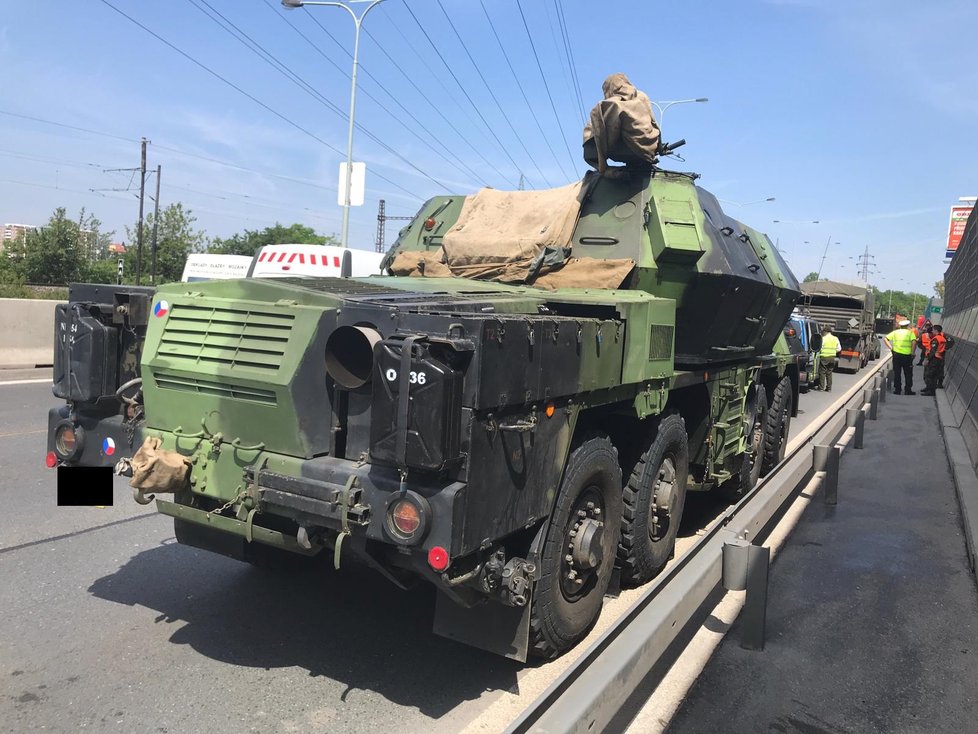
left=54, top=421, right=84, bottom=460
left=384, top=491, right=431, bottom=545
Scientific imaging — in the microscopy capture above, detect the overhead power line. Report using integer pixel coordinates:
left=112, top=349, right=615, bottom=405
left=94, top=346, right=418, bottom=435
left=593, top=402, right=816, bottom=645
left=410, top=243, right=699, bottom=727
left=361, top=24, right=514, bottom=187
left=96, top=0, right=425, bottom=201
left=478, top=0, right=573, bottom=182
left=434, top=0, right=548, bottom=188
left=402, top=2, right=531, bottom=188
left=185, top=0, right=448, bottom=192
left=264, top=0, right=488, bottom=188
left=514, top=0, right=578, bottom=175
left=552, top=1, right=587, bottom=125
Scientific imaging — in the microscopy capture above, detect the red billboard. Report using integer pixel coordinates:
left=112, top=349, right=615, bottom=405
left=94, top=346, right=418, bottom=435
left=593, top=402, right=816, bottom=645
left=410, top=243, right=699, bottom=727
left=946, top=205, right=974, bottom=259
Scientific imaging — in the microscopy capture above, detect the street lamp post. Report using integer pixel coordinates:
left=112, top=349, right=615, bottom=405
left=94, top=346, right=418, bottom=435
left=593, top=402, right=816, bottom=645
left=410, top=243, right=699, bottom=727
left=650, top=98, right=708, bottom=128
left=283, top=0, right=386, bottom=249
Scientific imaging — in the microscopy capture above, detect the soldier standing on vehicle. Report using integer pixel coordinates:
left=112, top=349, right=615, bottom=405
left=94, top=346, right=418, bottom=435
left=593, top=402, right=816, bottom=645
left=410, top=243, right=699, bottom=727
left=885, top=319, right=917, bottom=395
left=818, top=325, right=841, bottom=392
left=917, top=321, right=933, bottom=366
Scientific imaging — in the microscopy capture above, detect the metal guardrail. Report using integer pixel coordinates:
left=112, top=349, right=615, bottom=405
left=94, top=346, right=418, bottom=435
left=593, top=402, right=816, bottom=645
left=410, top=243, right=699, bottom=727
left=506, top=358, right=892, bottom=734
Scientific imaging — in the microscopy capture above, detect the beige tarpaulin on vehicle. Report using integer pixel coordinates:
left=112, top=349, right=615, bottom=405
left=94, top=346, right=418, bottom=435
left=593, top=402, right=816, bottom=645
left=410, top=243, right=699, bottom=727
left=129, top=436, right=191, bottom=493
left=583, top=72, right=660, bottom=173
left=441, top=182, right=584, bottom=282
left=388, top=181, right=635, bottom=290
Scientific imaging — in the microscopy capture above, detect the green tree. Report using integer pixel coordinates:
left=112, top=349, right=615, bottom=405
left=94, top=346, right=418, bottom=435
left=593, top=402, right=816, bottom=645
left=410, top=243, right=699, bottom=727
left=803, top=271, right=819, bottom=283
left=22, top=208, right=90, bottom=285
left=125, top=202, right=206, bottom=284
left=209, top=222, right=337, bottom=257
left=934, top=280, right=945, bottom=299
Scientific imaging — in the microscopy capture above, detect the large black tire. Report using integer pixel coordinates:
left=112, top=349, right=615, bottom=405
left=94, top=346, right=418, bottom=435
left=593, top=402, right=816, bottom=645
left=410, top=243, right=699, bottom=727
left=719, top=386, right=768, bottom=502
left=617, top=414, right=689, bottom=585
left=529, top=435, right=623, bottom=659
left=761, top=377, right=793, bottom=476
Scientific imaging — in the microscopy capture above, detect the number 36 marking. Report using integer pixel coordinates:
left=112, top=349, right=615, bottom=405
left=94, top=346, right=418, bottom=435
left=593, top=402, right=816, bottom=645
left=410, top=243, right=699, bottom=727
left=385, top=368, right=427, bottom=385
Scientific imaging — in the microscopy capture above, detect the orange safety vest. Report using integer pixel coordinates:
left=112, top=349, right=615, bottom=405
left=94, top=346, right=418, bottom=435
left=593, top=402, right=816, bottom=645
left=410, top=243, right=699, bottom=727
left=920, top=332, right=932, bottom=352
left=934, top=333, right=947, bottom=359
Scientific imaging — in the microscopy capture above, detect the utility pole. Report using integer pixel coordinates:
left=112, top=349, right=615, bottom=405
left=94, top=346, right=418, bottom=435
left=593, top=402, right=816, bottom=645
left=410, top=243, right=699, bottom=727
left=135, top=137, right=148, bottom=285
left=150, top=165, right=162, bottom=285
left=856, top=245, right=875, bottom=282
left=376, top=199, right=386, bottom=253
left=815, top=235, right=832, bottom=281
left=519, top=174, right=525, bottom=191
left=374, top=198, right=413, bottom=253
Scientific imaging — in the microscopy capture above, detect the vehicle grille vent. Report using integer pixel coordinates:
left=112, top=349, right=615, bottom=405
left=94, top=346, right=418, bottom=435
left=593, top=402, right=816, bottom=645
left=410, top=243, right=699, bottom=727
left=649, top=325, right=675, bottom=360
left=153, top=371, right=278, bottom=406
left=159, top=304, right=294, bottom=372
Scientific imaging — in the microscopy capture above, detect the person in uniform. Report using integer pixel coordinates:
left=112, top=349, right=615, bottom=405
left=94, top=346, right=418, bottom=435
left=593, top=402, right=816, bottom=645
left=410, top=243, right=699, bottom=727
left=917, top=322, right=933, bottom=366
left=933, top=325, right=953, bottom=389
left=818, top=325, right=841, bottom=392
left=884, top=319, right=917, bottom=395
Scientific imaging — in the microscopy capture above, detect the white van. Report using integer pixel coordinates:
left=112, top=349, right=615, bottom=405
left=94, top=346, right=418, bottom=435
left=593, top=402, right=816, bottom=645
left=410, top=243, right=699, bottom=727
left=180, top=253, right=252, bottom=282
left=248, top=244, right=384, bottom=279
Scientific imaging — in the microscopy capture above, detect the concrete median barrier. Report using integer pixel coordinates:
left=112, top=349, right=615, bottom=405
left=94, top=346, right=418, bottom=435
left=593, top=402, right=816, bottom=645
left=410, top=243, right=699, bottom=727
left=0, top=298, right=57, bottom=368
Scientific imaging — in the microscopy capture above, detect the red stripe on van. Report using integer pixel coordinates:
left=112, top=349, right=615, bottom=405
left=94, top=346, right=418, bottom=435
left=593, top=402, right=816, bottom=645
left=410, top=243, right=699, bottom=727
left=277, top=252, right=287, bottom=262
left=258, top=252, right=267, bottom=262
left=333, top=256, right=341, bottom=267
left=309, top=254, right=317, bottom=265
left=288, top=253, right=298, bottom=263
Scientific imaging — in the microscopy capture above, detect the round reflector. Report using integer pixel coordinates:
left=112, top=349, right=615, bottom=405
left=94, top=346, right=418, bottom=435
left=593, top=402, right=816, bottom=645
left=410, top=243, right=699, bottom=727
left=45, top=451, right=57, bottom=468
left=423, top=217, right=436, bottom=231
left=390, top=500, right=421, bottom=536
left=428, top=546, right=449, bottom=571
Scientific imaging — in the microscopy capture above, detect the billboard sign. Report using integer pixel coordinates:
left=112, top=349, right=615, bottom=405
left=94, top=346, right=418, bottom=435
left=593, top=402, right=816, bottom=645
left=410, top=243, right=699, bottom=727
left=946, top=205, right=974, bottom=259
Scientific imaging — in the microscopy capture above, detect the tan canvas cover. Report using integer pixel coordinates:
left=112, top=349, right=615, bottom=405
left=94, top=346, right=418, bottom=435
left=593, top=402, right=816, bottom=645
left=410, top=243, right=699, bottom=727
left=130, top=436, right=191, bottom=493
left=583, top=73, right=660, bottom=173
left=440, top=182, right=584, bottom=283
left=800, top=280, right=870, bottom=301
left=532, top=257, right=635, bottom=290
left=389, top=250, right=453, bottom=278
left=389, top=179, right=636, bottom=289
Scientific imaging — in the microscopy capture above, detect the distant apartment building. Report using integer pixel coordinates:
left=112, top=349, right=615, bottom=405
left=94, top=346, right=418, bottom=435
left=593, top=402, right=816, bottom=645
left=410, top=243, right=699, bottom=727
left=1, top=223, right=37, bottom=253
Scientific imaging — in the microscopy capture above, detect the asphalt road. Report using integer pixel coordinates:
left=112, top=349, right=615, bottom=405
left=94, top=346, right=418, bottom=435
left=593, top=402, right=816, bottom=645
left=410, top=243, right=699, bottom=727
left=0, top=365, right=876, bottom=734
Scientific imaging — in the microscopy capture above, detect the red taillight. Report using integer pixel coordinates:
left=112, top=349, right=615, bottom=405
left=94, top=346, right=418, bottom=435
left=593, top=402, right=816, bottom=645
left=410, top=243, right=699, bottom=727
left=428, top=546, right=449, bottom=571
left=423, top=217, right=436, bottom=231
left=391, top=500, right=421, bottom=536
left=45, top=451, right=57, bottom=468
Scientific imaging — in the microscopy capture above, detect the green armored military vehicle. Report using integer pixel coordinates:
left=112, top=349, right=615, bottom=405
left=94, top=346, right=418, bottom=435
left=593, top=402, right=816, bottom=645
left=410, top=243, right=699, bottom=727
left=43, top=158, right=801, bottom=659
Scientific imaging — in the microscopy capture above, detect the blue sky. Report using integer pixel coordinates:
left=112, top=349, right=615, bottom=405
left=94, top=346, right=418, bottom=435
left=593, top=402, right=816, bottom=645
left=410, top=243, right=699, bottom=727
left=1, top=0, right=975, bottom=295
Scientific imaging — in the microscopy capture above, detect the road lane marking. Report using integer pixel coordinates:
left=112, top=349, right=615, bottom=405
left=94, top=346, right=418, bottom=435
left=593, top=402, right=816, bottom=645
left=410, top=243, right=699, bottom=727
left=0, top=429, right=46, bottom=438
left=0, top=379, right=51, bottom=386
left=0, top=512, right=157, bottom=556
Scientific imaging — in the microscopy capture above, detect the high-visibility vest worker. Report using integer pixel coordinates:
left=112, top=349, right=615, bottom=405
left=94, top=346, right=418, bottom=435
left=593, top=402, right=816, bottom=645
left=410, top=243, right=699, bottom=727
left=933, top=332, right=947, bottom=359
left=920, top=331, right=932, bottom=353
left=886, top=327, right=916, bottom=355
left=821, top=332, right=841, bottom=359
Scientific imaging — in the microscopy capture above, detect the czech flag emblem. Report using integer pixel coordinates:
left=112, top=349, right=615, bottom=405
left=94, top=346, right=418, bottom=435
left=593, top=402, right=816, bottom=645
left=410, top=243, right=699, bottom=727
left=154, top=300, right=170, bottom=318
left=103, top=437, right=116, bottom=456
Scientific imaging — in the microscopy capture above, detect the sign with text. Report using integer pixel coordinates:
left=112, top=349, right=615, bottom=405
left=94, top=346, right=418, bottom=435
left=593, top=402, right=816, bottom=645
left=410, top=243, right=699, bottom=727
left=337, top=162, right=365, bottom=207
left=946, top=205, right=973, bottom=259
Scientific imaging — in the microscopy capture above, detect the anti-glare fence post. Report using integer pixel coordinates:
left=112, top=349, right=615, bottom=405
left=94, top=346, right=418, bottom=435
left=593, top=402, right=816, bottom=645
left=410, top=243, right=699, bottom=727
left=814, top=443, right=840, bottom=505
left=846, top=407, right=865, bottom=449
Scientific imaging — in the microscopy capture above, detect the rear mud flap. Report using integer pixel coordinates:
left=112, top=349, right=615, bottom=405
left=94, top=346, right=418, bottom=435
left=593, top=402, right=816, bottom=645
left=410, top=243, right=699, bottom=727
left=433, top=592, right=531, bottom=662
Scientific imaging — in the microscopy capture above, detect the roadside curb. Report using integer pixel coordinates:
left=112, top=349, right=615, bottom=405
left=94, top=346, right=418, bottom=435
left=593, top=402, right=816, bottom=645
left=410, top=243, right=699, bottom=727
left=935, top=390, right=978, bottom=575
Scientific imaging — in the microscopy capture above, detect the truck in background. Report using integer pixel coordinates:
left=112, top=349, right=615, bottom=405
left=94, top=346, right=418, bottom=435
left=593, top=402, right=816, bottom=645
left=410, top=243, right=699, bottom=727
left=799, top=280, right=880, bottom=372
left=180, top=254, right=253, bottom=282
